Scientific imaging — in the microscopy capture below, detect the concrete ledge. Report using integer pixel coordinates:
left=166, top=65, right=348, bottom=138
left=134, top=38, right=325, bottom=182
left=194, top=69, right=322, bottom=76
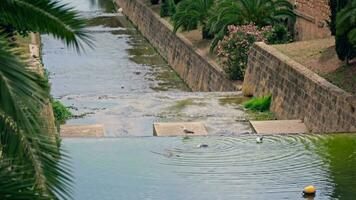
left=60, top=124, right=105, bottom=138
left=250, top=120, right=308, bottom=135
left=153, top=122, right=208, bottom=136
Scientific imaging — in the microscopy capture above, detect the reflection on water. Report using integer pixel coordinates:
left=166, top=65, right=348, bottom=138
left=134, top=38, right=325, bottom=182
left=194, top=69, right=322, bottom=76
left=64, top=134, right=356, bottom=200
left=316, top=135, right=356, bottom=199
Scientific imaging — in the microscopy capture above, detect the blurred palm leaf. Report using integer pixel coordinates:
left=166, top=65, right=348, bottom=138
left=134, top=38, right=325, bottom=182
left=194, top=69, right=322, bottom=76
left=0, top=0, right=91, bottom=199
left=336, top=0, right=356, bottom=46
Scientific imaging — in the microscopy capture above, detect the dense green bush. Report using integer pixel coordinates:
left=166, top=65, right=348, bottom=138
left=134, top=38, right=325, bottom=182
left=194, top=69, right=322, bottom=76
left=52, top=100, right=72, bottom=125
left=216, top=24, right=271, bottom=80
left=244, top=95, right=272, bottom=112
left=150, top=0, right=159, bottom=4
left=266, top=24, right=292, bottom=44
left=172, top=0, right=214, bottom=39
left=335, top=1, right=356, bottom=63
left=329, top=0, right=350, bottom=35
left=160, top=0, right=176, bottom=17
left=329, top=0, right=355, bottom=63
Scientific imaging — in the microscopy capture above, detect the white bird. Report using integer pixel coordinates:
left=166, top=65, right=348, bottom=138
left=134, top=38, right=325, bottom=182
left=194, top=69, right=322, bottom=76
left=256, top=136, right=264, bottom=143
left=118, top=8, right=123, bottom=13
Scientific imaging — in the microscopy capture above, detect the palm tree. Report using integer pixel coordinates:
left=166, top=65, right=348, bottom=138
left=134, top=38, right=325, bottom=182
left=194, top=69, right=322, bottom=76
left=0, top=0, right=90, bottom=199
left=208, top=0, right=295, bottom=50
left=335, top=0, right=356, bottom=63
left=172, top=0, right=215, bottom=39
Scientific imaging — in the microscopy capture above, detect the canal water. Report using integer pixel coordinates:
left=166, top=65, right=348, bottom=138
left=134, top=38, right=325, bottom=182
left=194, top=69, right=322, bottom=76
left=42, top=0, right=356, bottom=199
left=42, top=0, right=251, bottom=137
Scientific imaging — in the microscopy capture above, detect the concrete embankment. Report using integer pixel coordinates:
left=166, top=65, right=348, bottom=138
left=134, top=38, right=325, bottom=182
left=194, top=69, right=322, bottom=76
left=243, top=42, right=356, bottom=133
left=115, top=0, right=240, bottom=92
left=29, top=33, right=57, bottom=137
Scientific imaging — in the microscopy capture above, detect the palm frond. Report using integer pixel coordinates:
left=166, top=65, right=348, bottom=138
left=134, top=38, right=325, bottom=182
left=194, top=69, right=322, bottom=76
left=0, top=35, right=73, bottom=199
left=0, top=0, right=93, bottom=50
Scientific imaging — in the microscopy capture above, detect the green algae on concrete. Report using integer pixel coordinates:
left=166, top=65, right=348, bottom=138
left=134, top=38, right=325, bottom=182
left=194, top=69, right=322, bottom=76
left=168, top=99, right=207, bottom=112
left=218, top=96, right=250, bottom=106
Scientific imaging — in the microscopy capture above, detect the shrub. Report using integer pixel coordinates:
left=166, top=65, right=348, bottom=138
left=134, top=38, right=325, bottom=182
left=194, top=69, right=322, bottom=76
left=172, top=0, right=214, bottom=39
left=266, top=24, right=292, bottom=44
left=243, top=95, right=272, bottom=112
left=216, top=24, right=271, bottom=80
left=335, top=1, right=356, bottom=63
left=150, top=0, right=159, bottom=4
left=52, top=100, right=72, bottom=125
left=329, top=0, right=355, bottom=63
left=160, top=0, right=176, bottom=17
left=208, top=0, right=295, bottom=50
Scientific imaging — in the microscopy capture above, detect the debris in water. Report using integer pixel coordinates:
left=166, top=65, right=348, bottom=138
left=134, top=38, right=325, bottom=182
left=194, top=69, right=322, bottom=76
left=303, top=185, right=316, bottom=197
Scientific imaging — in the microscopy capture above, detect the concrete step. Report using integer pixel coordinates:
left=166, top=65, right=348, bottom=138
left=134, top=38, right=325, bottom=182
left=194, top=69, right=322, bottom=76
left=153, top=122, right=208, bottom=136
left=61, top=124, right=105, bottom=138
left=250, top=120, right=308, bottom=135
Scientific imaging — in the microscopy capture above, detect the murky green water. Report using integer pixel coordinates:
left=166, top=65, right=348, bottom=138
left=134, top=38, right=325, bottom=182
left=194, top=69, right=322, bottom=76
left=64, top=134, right=356, bottom=200
left=42, top=0, right=356, bottom=199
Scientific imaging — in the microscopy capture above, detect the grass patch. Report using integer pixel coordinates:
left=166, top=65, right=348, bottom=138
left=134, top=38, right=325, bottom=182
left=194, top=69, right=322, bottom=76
left=247, top=110, right=277, bottom=121
left=218, top=96, right=250, bottom=106
left=243, top=95, right=272, bottom=112
left=52, top=100, right=72, bottom=126
left=325, top=65, right=356, bottom=94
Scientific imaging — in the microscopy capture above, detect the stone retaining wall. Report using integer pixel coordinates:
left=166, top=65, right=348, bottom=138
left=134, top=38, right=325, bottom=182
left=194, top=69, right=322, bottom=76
left=243, top=42, right=356, bottom=133
left=115, top=0, right=239, bottom=91
left=29, top=33, right=58, bottom=138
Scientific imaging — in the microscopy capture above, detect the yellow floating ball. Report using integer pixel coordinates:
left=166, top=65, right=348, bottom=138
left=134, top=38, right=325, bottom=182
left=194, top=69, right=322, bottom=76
left=303, top=185, right=316, bottom=194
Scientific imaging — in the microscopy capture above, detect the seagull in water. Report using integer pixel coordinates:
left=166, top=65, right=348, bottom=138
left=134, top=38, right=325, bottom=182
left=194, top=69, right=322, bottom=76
left=256, top=136, right=264, bottom=144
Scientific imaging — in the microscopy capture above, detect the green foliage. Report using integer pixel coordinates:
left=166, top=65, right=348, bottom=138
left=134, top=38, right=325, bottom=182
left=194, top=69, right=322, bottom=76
left=52, top=100, right=72, bottom=126
left=217, top=24, right=270, bottom=80
left=208, top=0, right=295, bottom=50
left=160, top=0, right=176, bottom=17
left=0, top=0, right=90, bottom=199
left=335, top=0, right=356, bottom=62
left=329, top=0, right=350, bottom=36
left=266, top=24, right=292, bottom=44
left=244, top=95, right=272, bottom=112
left=150, top=0, right=160, bottom=4
left=172, top=0, right=214, bottom=39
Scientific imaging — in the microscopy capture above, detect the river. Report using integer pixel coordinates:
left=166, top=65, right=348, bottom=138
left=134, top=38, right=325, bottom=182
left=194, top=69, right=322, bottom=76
left=42, top=0, right=356, bottom=199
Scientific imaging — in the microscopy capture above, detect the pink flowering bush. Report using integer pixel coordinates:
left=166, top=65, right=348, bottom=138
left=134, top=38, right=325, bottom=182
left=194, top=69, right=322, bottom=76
left=217, top=24, right=271, bottom=80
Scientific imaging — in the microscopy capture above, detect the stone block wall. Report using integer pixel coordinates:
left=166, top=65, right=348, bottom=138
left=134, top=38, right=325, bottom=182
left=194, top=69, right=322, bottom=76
left=292, top=0, right=331, bottom=40
left=115, top=0, right=239, bottom=91
left=243, top=42, right=355, bottom=133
